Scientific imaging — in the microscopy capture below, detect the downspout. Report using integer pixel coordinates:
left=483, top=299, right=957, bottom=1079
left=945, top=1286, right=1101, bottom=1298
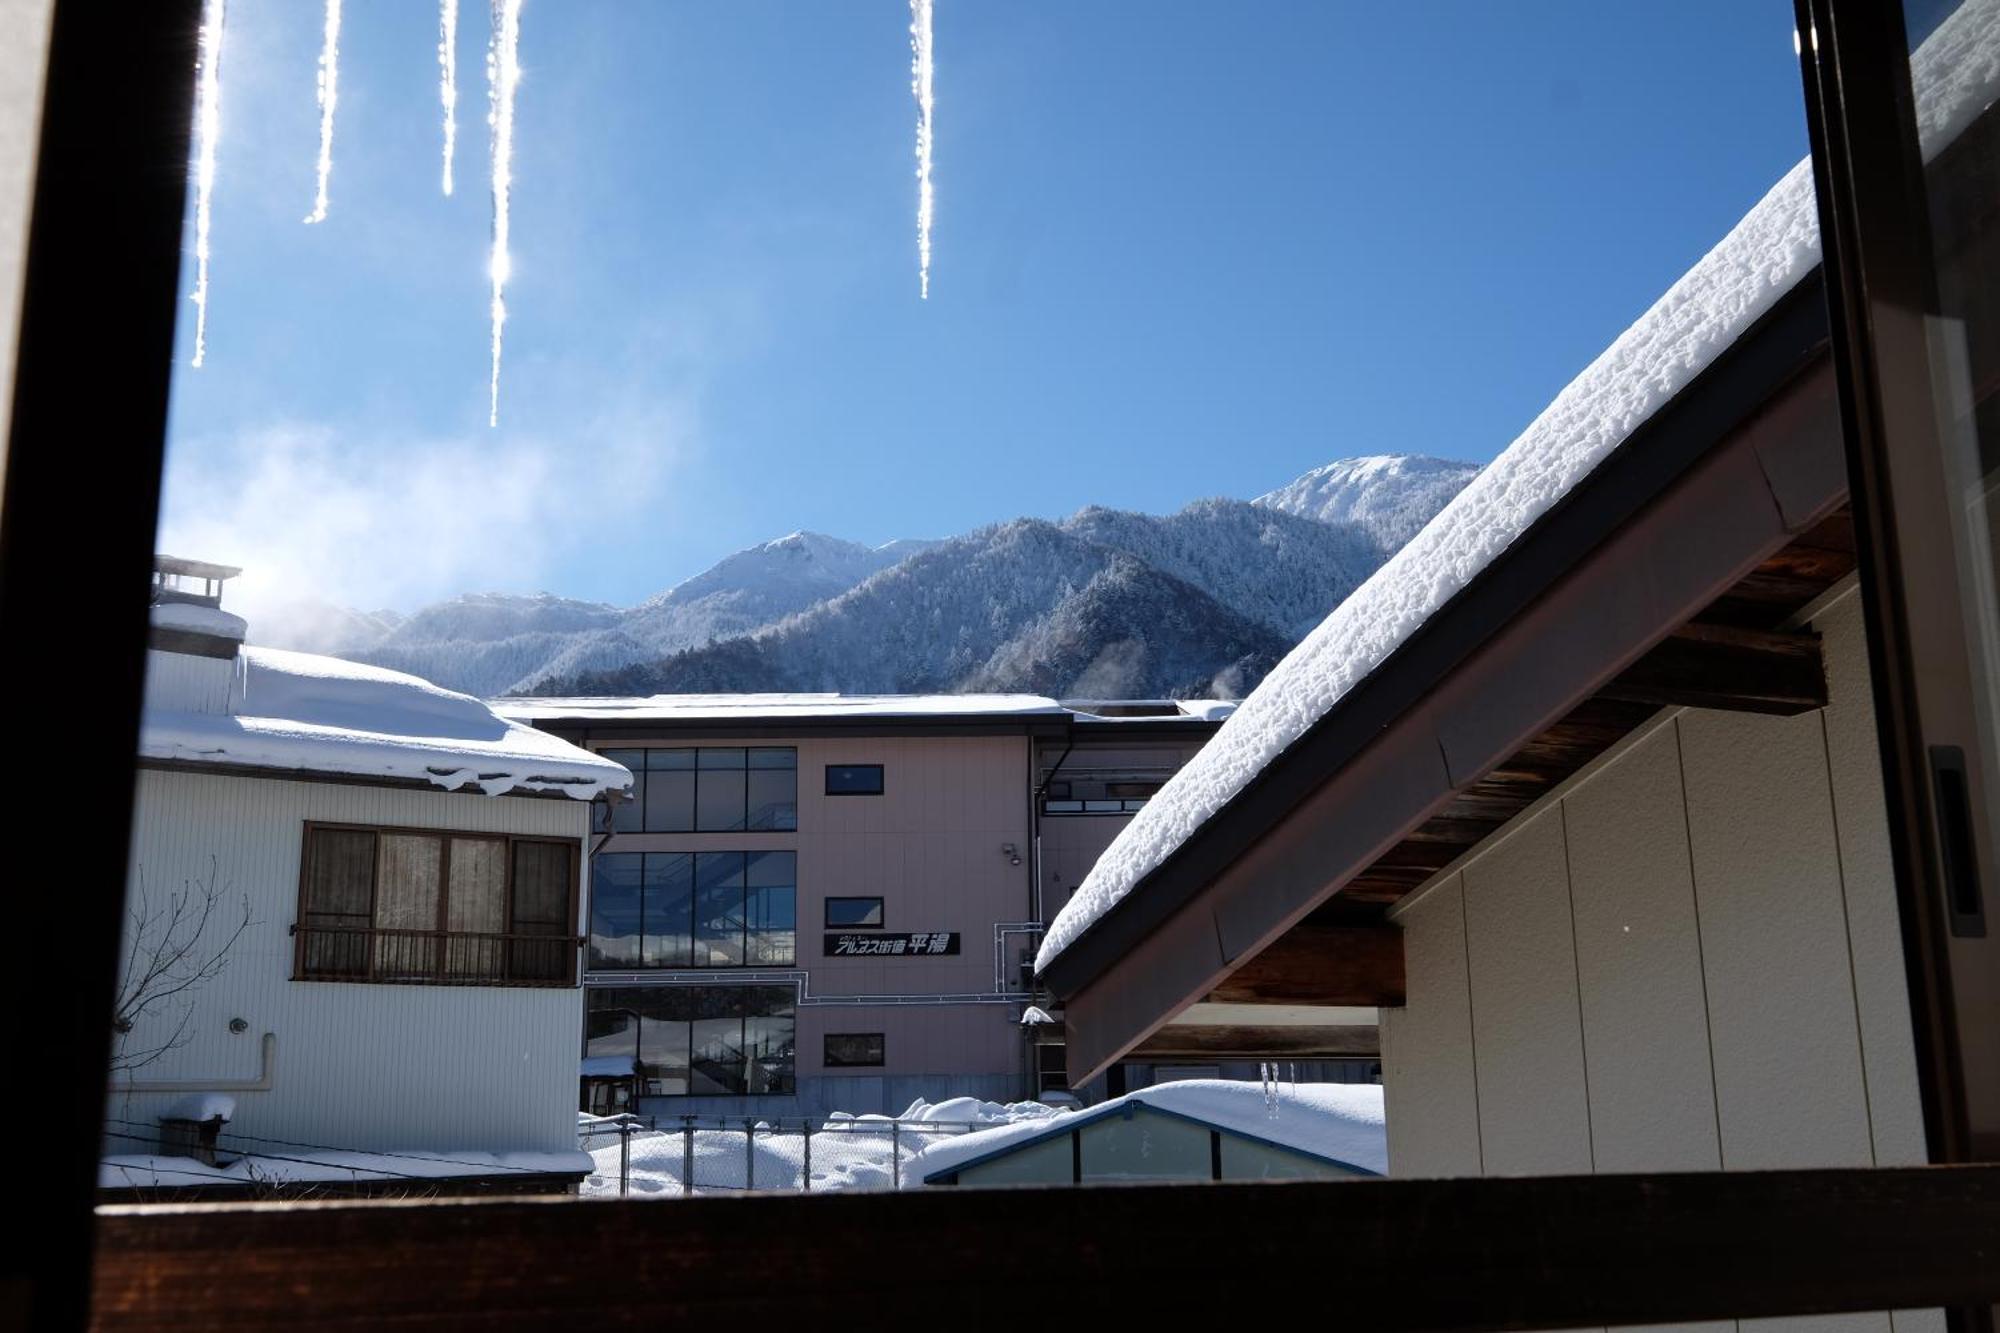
left=109, top=1031, right=277, bottom=1093
left=1032, top=736, right=1075, bottom=930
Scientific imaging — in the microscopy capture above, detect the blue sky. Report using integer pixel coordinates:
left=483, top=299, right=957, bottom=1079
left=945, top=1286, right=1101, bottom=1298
left=159, top=1, right=1810, bottom=618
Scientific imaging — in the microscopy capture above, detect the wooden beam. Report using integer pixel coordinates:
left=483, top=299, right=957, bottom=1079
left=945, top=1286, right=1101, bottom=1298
left=91, top=1165, right=2000, bottom=1329
left=1130, top=1023, right=1381, bottom=1060
left=1598, top=623, right=1827, bottom=715
left=1206, top=924, right=1405, bottom=1007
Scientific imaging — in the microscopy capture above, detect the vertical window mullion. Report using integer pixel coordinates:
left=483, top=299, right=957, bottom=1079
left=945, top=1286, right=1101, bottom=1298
left=503, top=834, right=518, bottom=984
left=366, top=830, right=381, bottom=982
left=436, top=833, right=451, bottom=982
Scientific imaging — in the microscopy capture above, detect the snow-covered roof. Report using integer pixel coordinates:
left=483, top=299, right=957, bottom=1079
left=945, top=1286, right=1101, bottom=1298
left=499, top=693, right=1231, bottom=725
left=150, top=601, right=247, bottom=642
left=142, top=645, right=631, bottom=800
left=1038, top=0, right=2000, bottom=971
left=912, top=1079, right=1386, bottom=1182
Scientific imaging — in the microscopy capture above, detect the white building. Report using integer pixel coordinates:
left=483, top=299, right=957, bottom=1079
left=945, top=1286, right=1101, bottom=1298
left=102, top=558, right=631, bottom=1199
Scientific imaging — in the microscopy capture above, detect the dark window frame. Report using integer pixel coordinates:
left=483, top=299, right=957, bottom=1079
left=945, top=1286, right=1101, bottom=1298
left=601, top=745, right=798, bottom=833
left=292, top=821, right=582, bottom=988
left=824, top=763, right=885, bottom=796
left=32, top=1, right=2000, bottom=1323
left=586, top=985, right=797, bottom=1097
left=823, top=896, right=885, bottom=929
left=823, top=1032, right=886, bottom=1068
left=588, top=849, right=796, bottom=971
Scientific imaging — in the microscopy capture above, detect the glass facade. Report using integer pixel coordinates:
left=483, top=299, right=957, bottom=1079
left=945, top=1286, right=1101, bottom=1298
left=586, top=985, right=796, bottom=1096
left=600, top=747, right=797, bottom=833
left=590, top=851, right=794, bottom=969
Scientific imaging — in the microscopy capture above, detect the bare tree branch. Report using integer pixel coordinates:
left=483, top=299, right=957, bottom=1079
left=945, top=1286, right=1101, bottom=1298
left=111, top=857, right=255, bottom=1075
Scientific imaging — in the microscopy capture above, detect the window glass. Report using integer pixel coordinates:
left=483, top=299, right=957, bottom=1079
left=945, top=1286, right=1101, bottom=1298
left=824, top=1033, right=885, bottom=1067
left=445, top=837, right=507, bottom=977
left=698, top=747, right=747, bottom=769
left=589, top=852, right=644, bottom=970
left=588, top=986, right=795, bottom=1098
left=693, top=851, right=747, bottom=966
left=510, top=841, right=573, bottom=982
left=746, top=1007, right=797, bottom=1094
left=696, top=762, right=747, bottom=832
left=643, top=763, right=696, bottom=833
left=301, top=827, right=374, bottom=978
left=744, top=851, right=797, bottom=965
left=825, top=764, right=884, bottom=795
left=647, top=748, right=697, bottom=769
left=375, top=833, right=442, bottom=978
left=825, top=896, right=884, bottom=928
left=690, top=988, right=747, bottom=1095
left=747, top=774, right=796, bottom=833
left=642, top=852, right=694, bottom=969
left=603, top=749, right=646, bottom=832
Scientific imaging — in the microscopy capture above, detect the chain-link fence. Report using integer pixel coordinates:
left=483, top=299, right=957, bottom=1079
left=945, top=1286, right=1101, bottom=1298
left=578, top=1115, right=993, bottom=1197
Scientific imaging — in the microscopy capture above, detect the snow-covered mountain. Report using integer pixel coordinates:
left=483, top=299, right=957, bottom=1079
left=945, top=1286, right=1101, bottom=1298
left=255, top=454, right=1478, bottom=699
left=1254, top=454, right=1481, bottom=552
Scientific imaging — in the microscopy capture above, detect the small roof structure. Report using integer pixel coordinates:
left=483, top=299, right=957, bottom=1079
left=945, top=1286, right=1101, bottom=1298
left=915, top=1079, right=1385, bottom=1185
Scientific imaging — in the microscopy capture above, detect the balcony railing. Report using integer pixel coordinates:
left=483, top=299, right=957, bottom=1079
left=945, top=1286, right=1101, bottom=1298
left=292, top=924, right=579, bottom=987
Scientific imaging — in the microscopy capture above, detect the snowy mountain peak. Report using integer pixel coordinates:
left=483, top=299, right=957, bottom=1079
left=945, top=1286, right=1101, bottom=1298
left=1254, top=454, right=1481, bottom=552
left=256, top=453, right=1474, bottom=699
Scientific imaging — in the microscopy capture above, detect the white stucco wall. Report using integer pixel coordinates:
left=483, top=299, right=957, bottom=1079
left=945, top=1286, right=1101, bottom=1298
left=1381, top=587, right=1937, bottom=1333
left=108, top=768, right=592, bottom=1158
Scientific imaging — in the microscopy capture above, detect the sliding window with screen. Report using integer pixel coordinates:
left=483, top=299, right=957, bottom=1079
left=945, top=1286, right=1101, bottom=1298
left=295, top=824, right=579, bottom=986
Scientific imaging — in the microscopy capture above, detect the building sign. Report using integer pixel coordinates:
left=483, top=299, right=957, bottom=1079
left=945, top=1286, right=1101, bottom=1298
left=825, top=932, right=960, bottom=957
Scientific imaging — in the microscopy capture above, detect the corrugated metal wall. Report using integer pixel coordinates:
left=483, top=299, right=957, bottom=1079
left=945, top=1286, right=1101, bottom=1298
left=108, top=769, right=591, bottom=1157
left=1380, top=588, right=1936, bottom=1333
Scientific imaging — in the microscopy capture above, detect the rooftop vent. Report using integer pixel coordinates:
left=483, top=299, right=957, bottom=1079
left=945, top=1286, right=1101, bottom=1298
left=150, top=554, right=246, bottom=659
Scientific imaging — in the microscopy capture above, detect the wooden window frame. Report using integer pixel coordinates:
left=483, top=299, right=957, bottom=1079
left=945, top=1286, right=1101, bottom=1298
left=14, top=1, right=2000, bottom=1325
left=292, top=821, right=583, bottom=988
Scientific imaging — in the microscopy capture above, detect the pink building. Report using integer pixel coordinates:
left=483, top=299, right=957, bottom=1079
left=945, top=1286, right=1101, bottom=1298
left=506, top=694, right=1250, bottom=1115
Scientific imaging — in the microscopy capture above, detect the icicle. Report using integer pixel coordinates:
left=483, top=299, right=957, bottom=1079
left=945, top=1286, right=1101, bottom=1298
left=485, top=0, right=522, bottom=427
left=304, top=0, right=341, bottom=224
left=438, top=0, right=459, bottom=196
left=908, top=0, right=935, bottom=299
left=188, top=0, right=227, bottom=368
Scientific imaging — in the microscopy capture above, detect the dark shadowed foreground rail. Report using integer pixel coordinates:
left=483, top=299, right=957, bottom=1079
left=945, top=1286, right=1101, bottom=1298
left=93, top=1165, right=2000, bottom=1329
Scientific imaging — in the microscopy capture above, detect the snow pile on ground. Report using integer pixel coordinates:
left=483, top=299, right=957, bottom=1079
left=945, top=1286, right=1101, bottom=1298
left=1038, top=0, right=2000, bottom=970
left=581, top=1083, right=1385, bottom=1195
left=580, top=1095, right=1063, bottom=1197
left=905, top=1080, right=1386, bottom=1184
left=100, top=1148, right=592, bottom=1190
left=142, top=645, right=631, bottom=799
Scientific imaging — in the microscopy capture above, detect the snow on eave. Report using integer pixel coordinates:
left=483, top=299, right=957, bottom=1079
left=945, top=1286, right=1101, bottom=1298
left=140, top=646, right=631, bottom=801
left=496, top=692, right=1074, bottom=724
left=1035, top=0, right=2000, bottom=973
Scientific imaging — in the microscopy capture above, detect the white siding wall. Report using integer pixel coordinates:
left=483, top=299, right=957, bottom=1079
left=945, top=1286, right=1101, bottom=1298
left=108, top=769, right=592, bottom=1157
left=1382, top=590, right=1937, bottom=1333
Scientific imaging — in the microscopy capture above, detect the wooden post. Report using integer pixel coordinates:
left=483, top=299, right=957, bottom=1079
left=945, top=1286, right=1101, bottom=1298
left=802, top=1120, right=812, bottom=1193
left=618, top=1123, right=630, bottom=1199
left=745, top=1119, right=755, bottom=1192
left=681, top=1117, right=694, bottom=1197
